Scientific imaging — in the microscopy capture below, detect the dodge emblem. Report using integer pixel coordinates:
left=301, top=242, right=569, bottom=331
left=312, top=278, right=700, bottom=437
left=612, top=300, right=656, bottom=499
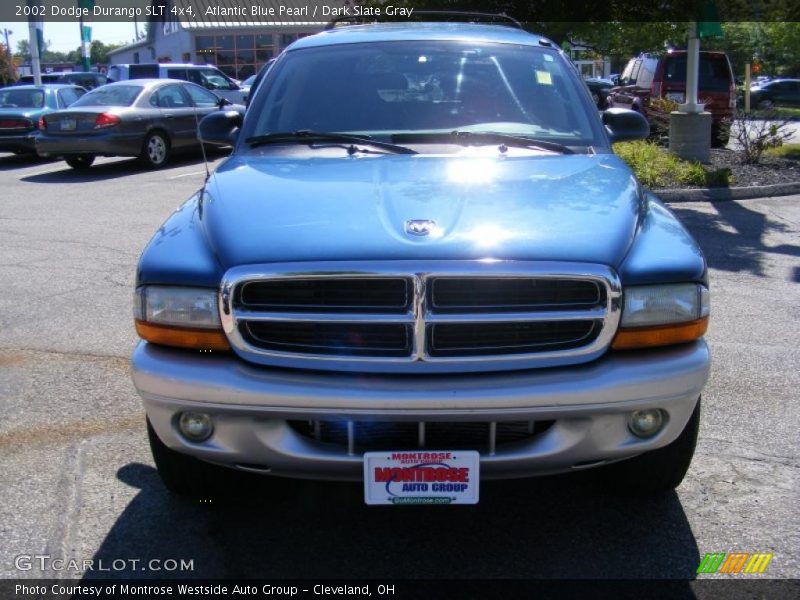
left=405, top=219, right=437, bottom=236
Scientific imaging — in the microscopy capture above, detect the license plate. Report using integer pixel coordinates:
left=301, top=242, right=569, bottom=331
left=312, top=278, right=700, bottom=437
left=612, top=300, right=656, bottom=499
left=363, top=450, right=479, bottom=505
left=60, top=118, right=77, bottom=131
left=666, top=92, right=685, bottom=103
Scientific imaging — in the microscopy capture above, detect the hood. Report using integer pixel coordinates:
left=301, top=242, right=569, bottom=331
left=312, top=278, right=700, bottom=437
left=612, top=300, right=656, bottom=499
left=202, top=151, right=643, bottom=269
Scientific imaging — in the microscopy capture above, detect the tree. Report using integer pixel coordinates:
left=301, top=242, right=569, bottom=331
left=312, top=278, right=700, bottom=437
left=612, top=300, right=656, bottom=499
left=14, top=38, right=69, bottom=63
left=90, top=40, right=123, bottom=64
left=15, top=39, right=34, bottom=61
left=0, top=44, right=17, bottom=85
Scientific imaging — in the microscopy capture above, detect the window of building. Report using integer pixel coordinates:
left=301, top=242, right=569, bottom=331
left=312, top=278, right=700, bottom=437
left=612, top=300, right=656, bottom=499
left=194, top=32, right=277, bottom=81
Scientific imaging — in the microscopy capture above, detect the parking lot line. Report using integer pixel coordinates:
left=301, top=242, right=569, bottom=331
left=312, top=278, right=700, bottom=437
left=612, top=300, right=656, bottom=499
left=168, top=171, right=207, bottom=179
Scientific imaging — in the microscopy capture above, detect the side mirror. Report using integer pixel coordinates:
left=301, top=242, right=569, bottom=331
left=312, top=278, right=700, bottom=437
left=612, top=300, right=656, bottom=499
left=217, top=97, right=232, bottom=109
left=603, top=108, right=649, bottom=143
left=199, top=109, right=243, bottom=146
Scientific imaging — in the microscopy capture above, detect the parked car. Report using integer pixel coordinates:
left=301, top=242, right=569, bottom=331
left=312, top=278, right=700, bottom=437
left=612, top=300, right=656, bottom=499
left=584, top=77, right=614, bottom=109
left=239, top=74, right=257, bottom=101
left=0, top=84, right=86, bottom=154
left=107, top=63, right=247, bottom=104
left=16, top=72, right=110, bottom=90
left=132, top=21, right=709, bottom=503
left=36, top=79, right=241, bottom=169
left=607, top=50, right=736, bottom=147
left=242, top=58, right=276, bottom=106
left=748, top=79, right=800, bottom=109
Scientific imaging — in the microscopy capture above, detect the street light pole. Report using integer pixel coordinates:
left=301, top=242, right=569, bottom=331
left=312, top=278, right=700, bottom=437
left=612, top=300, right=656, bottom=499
left=27, top=9, right=42, bottom=85
left=682, top=21, right=704, bottom=113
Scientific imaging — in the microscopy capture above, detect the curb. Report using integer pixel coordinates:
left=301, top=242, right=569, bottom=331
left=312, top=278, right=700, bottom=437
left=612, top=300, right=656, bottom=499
left=652, top=181, right=800, bottom=202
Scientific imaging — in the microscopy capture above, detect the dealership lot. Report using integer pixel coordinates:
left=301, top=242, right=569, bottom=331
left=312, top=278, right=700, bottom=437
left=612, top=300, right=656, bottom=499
left=0, top=152, right=798, bottom=579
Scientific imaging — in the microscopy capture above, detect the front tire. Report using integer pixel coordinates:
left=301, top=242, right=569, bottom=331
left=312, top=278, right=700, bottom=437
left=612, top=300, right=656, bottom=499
left=140, top=131, right=171, bottom=168
left=147, top=417, right=229, bottom=497
left=64, top=154, right=95, bottom=169
left=598, top=398, right=701, bottom=495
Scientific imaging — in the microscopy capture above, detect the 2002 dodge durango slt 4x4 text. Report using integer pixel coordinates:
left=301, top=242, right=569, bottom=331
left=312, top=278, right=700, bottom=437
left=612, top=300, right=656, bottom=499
left=131, top=20, right=710, bottom=504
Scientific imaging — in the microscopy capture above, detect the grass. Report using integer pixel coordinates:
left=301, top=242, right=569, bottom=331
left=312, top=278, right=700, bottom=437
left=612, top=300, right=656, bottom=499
left=750, top=107, right=800, bottom=120
left=613, top=140, right=732, bottom=188
left=764, top=143, right=800, bottom=159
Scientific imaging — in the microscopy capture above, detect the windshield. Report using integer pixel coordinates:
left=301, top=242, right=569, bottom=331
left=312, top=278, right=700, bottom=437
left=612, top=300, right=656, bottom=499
left=246, top=41, right=601, bottom=147
left=71, top=85, right=143, bottom=107
left=0, top=88, right=46, bottom=108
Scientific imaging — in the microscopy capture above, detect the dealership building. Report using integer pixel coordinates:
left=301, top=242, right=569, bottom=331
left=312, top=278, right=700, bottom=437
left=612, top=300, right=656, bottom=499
left=107, top=0, right=347, bottom=80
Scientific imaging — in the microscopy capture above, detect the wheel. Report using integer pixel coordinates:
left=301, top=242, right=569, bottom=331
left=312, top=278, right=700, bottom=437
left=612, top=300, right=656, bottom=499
left=757, top=98, right=775, bottom=110
left=598, top=397, right=701, bottom=495
left=140, top=131, right=171, bottom=168
left=64, top=154, right=95, bottom=169
left=147, top=417, right=230, bottom=497
left=591, top=92, right=600, bottom=107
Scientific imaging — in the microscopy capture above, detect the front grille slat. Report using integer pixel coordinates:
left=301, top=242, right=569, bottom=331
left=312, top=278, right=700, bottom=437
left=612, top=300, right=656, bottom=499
left=427, top=320, right=601, bottom=357
left=239, top=278, right=410, bottom=313
left=431, top=277, right=603, bottom=311
left=242, top=321, right=412, bottom=356
left=224, top=262, right=620, bottom=371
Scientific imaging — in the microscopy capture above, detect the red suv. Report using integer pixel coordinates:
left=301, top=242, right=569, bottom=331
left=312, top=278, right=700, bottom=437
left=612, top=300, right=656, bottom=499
left=607, top=50, right=736, bottom=147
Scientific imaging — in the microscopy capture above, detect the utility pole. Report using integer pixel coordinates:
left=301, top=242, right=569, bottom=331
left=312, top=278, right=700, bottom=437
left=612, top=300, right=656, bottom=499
left=27, top=0, right=42, bottom=85
left=2, top=28, right=11, bottom=52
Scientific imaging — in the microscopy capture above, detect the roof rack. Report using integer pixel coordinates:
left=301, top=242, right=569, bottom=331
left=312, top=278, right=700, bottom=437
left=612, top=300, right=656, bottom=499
left=324, top=10, right=523, bottom=31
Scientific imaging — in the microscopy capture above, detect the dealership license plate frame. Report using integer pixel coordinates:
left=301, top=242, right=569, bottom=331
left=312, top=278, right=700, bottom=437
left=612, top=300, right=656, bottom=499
left=363, top=450, right=480, bottom=505
left=60, top=118, right=77, bottom=131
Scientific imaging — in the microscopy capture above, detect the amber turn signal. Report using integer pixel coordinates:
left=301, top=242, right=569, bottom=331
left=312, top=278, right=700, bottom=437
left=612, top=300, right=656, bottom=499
left=612, top=316, right=709, bottom=350
left=135, top=320, right=231, bottom=352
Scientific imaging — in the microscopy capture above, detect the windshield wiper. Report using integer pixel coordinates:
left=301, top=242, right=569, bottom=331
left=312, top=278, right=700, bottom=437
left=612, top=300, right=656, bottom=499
left=391, top=131, right=574, bottom=154
left=245, top=130, right=417, bottom=155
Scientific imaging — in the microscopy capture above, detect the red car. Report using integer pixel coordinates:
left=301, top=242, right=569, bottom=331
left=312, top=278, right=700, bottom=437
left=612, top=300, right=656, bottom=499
left=607, top=50, right=736, bottom=147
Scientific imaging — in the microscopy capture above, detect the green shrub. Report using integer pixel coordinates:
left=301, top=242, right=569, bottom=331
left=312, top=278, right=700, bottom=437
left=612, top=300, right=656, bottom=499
left=613, top=140, right=732, bottom=188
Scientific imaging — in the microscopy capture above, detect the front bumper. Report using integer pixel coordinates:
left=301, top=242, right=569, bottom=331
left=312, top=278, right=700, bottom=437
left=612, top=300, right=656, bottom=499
left=132, top=340, right=709, bottom=481
left=36, top=132, right=143, bottom=158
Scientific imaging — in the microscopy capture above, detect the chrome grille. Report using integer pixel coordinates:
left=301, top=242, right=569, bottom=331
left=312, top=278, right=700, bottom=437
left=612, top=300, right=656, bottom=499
left=220, top=261, right=621, bottom=374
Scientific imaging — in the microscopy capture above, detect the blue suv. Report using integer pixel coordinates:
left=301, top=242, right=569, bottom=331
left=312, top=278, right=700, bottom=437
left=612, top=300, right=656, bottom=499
left=132, top=20, right=709, bottom=503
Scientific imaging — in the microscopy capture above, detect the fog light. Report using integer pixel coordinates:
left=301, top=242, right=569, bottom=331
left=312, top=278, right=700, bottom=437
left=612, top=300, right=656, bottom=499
left=178, top=412, right=213, bottom=442
left=628, top=409, right=664, bottom=438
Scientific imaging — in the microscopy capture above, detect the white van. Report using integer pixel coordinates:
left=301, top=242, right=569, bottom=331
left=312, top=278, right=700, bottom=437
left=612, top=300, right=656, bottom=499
left=107, top=63, right=246, bottom=104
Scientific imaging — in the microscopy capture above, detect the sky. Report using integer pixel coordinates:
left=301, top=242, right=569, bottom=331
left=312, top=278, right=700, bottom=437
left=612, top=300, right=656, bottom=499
left=1, top=21, right=138, bottom=53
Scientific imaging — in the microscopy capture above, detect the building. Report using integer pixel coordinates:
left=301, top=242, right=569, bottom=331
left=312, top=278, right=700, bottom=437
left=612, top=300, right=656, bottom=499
left=107, top=0, right=347, bottom=80
left=564, top=41, right=612, bottom=79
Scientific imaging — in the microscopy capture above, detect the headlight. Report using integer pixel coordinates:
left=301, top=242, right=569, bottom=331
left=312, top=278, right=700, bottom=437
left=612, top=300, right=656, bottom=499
left=613, top=283, right=709, bottom=350
left=134, top=286, right=230, bottom=351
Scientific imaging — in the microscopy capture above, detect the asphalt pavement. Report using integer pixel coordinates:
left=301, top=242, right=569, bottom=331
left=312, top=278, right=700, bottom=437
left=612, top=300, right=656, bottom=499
left=0, top=151, right=798, bottom=581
